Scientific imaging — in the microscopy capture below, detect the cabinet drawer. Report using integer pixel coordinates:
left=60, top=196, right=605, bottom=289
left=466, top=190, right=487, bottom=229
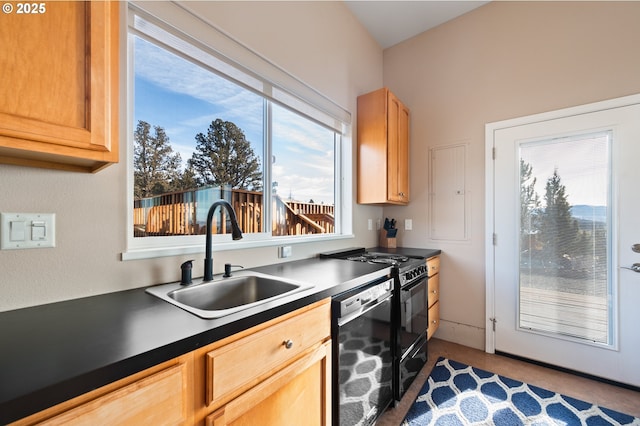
left=427, top=301, right=440, bottom=341
left=427, top=256, right=440, bottom=277
left=38, top=362, right=190, bottom=425
left=205, top=302, right=330, bottom=406
left=206, top=341, right=331, bottom=426
left=427, top=273, right=439, bottom=308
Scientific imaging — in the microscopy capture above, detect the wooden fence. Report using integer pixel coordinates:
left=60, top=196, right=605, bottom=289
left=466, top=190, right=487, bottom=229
left=134, top=188, right=334, bottom=237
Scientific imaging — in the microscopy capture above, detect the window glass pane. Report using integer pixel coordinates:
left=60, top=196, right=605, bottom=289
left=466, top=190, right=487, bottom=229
left=271, top=104, right=336, bottom=236
left=518, top=131, right=611, bottom=344
left=132, top=35, right=265, bottom=237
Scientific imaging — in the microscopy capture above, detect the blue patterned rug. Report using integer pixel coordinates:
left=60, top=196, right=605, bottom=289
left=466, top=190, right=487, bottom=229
left=402, top=357, right=640, bottom=425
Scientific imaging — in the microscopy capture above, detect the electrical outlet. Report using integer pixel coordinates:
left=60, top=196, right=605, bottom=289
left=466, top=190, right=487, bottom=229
left=405, top=219, right=413, bottom=230
left=367, top=219, right=373, bottom=230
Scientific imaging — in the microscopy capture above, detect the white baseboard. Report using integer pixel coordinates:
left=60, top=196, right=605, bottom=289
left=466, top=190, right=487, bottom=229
left=432, top=319, right=486, bottom=351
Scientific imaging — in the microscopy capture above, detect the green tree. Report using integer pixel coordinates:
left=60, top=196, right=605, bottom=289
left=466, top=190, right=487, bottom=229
left=188, top=119, right=262, bottom=191
left=133, top=120, right=182, bottom=198
left=538, top=169, right=590, bottom=272
left=520, top=159, right=540, bottom=267
left=174, top=163, right=199, bottom=192
left=520, top=159, right=540, bottom=235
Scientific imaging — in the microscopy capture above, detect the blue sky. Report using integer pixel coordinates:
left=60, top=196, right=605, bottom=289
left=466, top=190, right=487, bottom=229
left=133, top=36, right=335, bottom=204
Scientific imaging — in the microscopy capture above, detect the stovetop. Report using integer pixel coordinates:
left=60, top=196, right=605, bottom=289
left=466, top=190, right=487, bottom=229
left=345, top=252, right=414, bottom=266
left=320, top=248, right=428, bottom=285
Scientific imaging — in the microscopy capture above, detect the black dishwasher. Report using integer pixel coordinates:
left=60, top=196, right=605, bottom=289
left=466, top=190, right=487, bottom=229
left=331, top=277, right=394, bottom=426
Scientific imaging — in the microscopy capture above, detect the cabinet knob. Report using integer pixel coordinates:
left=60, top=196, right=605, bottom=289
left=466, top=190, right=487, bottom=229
left=283, top=339, right=294, bottom=349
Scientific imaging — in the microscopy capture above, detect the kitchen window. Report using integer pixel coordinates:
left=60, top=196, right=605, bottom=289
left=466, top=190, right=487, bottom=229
left=124, top=2, right=351, bottom=259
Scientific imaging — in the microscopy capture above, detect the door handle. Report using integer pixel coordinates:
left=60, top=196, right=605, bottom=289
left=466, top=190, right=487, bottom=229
left=621, top=263, right=640, bottom=273
left=632, top=243, right=640, bottom=253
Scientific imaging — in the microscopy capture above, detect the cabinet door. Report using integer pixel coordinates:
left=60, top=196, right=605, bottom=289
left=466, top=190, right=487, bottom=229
left=427, top=301, right=440, bottom=341
left=0, top=1, right=119, bottom=172
left=357, top=88, right=389, bottom=204
left=427, top=272, right=440, bottom=308
left=204, top=300, right=330, bottom=408
left=14, top=355, right=194, bottom=426
left=206, top=341, right=331, bottom=426
left=387, top=92, right=410, bottom=203
left=427, top=256, right=440, bottom=277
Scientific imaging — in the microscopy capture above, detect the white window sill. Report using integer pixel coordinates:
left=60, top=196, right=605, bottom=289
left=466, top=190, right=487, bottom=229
left=121, top=233, right=354, bottom=261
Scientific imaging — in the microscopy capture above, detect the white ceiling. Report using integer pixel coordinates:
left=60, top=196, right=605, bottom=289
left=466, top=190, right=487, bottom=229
left=345, top=1, right=490, bottom=49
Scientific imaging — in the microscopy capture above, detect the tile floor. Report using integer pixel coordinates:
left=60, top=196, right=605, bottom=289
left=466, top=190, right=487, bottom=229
left=376, top=338, right=640, bottom=425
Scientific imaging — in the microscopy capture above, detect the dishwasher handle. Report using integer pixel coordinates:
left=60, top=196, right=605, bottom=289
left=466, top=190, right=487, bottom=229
left=337, top=291, right=392, bottom=327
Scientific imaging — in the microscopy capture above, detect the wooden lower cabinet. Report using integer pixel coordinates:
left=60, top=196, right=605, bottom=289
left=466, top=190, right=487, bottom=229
left=205, top=341, right=331, bottom=426
left=427, top=301, right=440, bottom=341
left=194, top=298, right=332, bottom=425
left=12, top=299, right=332, bottom=426
left=11, top=354, right=194, bottom=426
left=427, top=256, right=441, bottom=340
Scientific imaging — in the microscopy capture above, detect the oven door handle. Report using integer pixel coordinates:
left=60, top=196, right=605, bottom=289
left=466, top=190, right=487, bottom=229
left=401, top=276, right=427, bottom=292
left=406, top=335, right=427, bottom=359
left=337, top=292, right=392, bottom=327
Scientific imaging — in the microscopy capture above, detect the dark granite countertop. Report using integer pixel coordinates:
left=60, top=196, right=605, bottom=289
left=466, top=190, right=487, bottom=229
left=0, top=247, right=440, bottom=423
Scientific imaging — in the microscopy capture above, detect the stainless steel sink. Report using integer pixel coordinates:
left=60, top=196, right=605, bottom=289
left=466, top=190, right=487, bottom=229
left=146, top=271, right=313, bottom=319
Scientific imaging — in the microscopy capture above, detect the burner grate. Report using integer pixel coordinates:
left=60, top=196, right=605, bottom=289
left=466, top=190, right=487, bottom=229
left=345, top=253, right=409, bottom=266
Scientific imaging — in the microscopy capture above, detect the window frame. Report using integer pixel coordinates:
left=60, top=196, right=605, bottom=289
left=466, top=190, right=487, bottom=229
left=122, top=2, right=353, bottom=260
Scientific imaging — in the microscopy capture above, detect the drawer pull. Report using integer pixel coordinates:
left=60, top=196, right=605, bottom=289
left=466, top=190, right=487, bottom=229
left=283, top=339, right=294, bottom=349
left=432, top=290, right=437, bottom=294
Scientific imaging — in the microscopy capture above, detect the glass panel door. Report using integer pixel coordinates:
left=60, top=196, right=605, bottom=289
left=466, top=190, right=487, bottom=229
left=519, top=132, right=611, bottom=344
left=490, top=99, right=640, bottom=387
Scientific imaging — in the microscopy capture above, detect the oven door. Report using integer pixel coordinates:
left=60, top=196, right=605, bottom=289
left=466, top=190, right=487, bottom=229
left=399, top=276, right=428, bottom=355
left=396, top=275, right=428, bottom=401
left=398, top=335, right=427, bottom=399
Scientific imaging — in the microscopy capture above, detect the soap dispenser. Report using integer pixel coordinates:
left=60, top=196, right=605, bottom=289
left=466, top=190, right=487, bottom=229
left=180, top=260, right=193, bottom=285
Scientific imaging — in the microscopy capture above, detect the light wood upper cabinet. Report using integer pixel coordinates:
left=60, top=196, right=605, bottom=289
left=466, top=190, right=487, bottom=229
left=357, top=87, right=410, bottom=205
left=0, top=1, right=119, bottom=173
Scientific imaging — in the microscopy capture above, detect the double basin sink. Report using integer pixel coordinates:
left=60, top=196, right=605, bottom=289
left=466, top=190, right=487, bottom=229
left=146, top=270, right=313, bottom=319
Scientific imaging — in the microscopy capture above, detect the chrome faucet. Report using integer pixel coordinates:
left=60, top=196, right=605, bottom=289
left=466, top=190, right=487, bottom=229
left=203, top=200, right=243, bottom=281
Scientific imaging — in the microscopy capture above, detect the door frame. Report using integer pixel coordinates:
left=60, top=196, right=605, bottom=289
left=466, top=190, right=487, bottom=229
left=484, top=93, right=640, bottom=354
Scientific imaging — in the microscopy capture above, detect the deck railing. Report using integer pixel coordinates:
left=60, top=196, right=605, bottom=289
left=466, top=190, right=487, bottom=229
left=134, top=187, right=334, bottom=237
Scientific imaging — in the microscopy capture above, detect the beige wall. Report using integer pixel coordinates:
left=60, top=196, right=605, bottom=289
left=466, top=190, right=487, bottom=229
left=0, top=1, right=384, bottom=312
left=383, top=1, right=640, bottom=349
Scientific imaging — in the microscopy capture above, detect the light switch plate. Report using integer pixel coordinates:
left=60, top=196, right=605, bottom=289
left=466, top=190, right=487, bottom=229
left=0, top=213, right=56, bottom=250
left=279, top=245, right=292, bottom=258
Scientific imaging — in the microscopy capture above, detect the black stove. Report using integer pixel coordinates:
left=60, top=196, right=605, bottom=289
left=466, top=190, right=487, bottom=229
left=321, top=247, right=430, bottom=405
left=322, top=248, right=427, bottom=286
